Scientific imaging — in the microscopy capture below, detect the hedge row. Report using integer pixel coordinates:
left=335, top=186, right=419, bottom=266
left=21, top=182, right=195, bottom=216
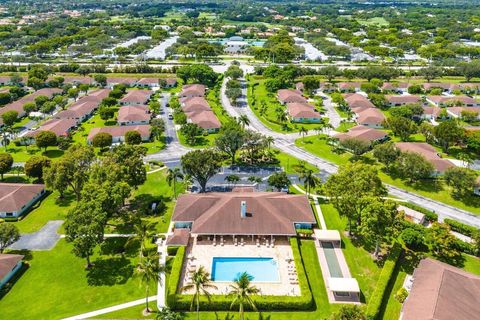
left=168, top=238, right=314, bottom=311
left=166, top=246, right=186, bottom=307
left=366, top=242, right=403, bottom=320
left=167, top=246, right=180, bottom=256
left=400, top=202, right=438, bottom=222
left=444, top=218, right=479, bottom=237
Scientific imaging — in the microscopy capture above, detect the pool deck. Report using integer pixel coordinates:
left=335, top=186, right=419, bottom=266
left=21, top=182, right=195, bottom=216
left=180, top=237, right=301, bottom=296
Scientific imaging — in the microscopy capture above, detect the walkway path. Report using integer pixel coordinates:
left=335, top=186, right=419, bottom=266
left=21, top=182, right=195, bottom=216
left=61, top=296, right=157, bottom=320
left=318, top=93, right=342, bottom=129
left=9, top=220, right=63, bottom=251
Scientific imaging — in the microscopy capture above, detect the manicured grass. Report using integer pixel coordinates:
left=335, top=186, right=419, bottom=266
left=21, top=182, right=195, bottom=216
left=274, top=149, right=319, bottom=174
left=0, top=239, right=149, bottom=320
left=70, top=112, right=117, bottom=145
left=336, top=121, right=356, bottom=132
left=357, top=17, right=389, bottom=27
left=295, top=135, right=480, bottom=215
left=5, top=143, right=64, bottom=162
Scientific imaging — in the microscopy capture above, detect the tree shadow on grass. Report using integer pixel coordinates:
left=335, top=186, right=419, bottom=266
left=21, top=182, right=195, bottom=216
left=86, top=256, right=134, bottom=286
left=130, top=194, right=170, bottom=216
left=100, top=237, right=137, bottom=257
left=42, top=149, right=64, bottom=159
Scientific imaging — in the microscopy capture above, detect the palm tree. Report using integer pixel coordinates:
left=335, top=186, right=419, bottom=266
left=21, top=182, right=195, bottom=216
left=181, top=266, right=217, bottom=320
left=167, top=167, right=184, bottom=199
left=225, top=174, right=240, bottom=187
left=136, top=254, right=163, bottom=313
left=237, top=115, right=250, bottom=129
left=299, top=126, right=308, bottom=141
left=265, top=136, right=275, bottom=149
left=300, top=169, right=321, bottom=196
left=314, top=125, right=324, bottom=136
left=229, top=272, right=259, bottom=320
left=127, top=218, right=155, bottom=259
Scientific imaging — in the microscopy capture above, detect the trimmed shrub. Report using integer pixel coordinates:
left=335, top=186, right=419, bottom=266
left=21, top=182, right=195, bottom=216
left=394, top=287, right=408, bottom=303
left=444, top=218, right=478, bottom=237
left=366, top=242, right=403, bottom=320
left=167, top=246, right=180, bottom=256
left=0, top=218, right=4, bottom=224
left=401, top=202, right=438, bottom=222
left=168, top=238, right=314, bottom=311
left=454, top=238, right=476, bottom=255
left=401, top=228, right=426, bottom=251
left=167, top=246, right=186, bottom=307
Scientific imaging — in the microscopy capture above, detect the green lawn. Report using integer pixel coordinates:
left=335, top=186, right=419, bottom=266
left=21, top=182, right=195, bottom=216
left=0, top=239, right=149, bottom=320
left=274, top=149, right=319, bottom=174
left=336, top=121, right=356, bottom=132
left=295, top=134, right=480, bottom=215
left=357, top=17, right=389, bottom=27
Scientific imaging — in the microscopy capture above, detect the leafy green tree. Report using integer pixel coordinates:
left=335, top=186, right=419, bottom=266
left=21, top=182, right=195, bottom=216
left=23, top=102, right=37, bottom=113
left=330, top=305, right=367, bottom=320
left=386, top=116, right=418, bottom=141
left=0, top=152, right=13, bottom=180
left=229, top=272, right=259, bottom=320
left=215, top=126, right=245, bottom=164
left=0, top=223, right=20, bottom=253
left=302, top=76, right=320, bottom=95
left=373, top=142, right=400, bottom=171
left=181, top=266, right=217, bottom=320
left=1, top=110, right=18, bottom=127
left=455, top=60, right=480, bottom=81
left=180, top=123, right=203, bottom=145
left=359, top=199, right=403, bottom=256
left=25, top=155, right=50, bottom=181
left=444, top=167, right=477, bottom=198
left=65, top=200, right=106, bottom=268
left=92, top=132, right=112, bottom=149
left=98, top=106, right=115, bottom=121
left=43, top=161, right=70, bottom=199
left=136, top=254, right=162, bottom=313
left=125, top=130, right=142, bottom=145
left=181, top=150, right=222, bottom=192
left=35, top=130, right=57, bottom=151
left=396, top=152, right=434, bottom=183
left=94, top=74, right=107, bottom=87
left=34, top=95, right=49, bottom=109
left=428, top=223, right=462, bottom=265
left=167, top=167, right=184, bottom=199
left=339, top=138, right=370, bottom=155
left=267, top=171, right=291, bottom=191
left=319, top=66, right=340, bottom=82
left=150, top=118, right=165, bottom=144
left=433, top=120, right=465, bottom=152
left=325, top=163, right=387, bottom=233
left=106, top=145, right=147, bottom=188
left=237, top=115, right=250, bottom=129
left=225, top=65, right=243, bottom=80
left=0, top=92, right=11, bottom=105
left=472, top=230, right=480, bottom=257
left=419, top=66, right=442, bottom=82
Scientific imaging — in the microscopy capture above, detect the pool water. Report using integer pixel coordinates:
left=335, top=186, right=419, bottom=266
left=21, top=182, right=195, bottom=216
left=322, top=242, right=343, bottom=278
left=211, top=257, right=279, bottom=282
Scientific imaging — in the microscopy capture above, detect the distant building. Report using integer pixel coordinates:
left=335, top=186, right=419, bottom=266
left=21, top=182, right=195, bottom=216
left=87, top=125, right=151, bottom=144
left=224, top=36, right=249, bottom=54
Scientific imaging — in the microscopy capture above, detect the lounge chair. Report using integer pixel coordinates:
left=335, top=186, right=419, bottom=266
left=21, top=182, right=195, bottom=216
left=256, top=239, right=260, bottom=247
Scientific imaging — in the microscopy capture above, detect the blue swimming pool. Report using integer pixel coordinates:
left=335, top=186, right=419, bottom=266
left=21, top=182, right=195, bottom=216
left=211, top=257, right=279, bottom=282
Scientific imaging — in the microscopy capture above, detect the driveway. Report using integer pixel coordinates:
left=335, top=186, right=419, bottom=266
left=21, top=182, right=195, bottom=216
left=9, top=220, right=63, bottom=251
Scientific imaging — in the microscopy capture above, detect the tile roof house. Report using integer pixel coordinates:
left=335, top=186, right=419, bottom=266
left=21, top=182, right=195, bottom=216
left=381, top=82, right=410, bottom=93
left=181, top=97, right=211, bottom=113
left=58, top=76, right=93, bottom=86
left=0, top=88, right=63, bottom=126
left=117, top=105, right=151, bottom=126
left=0, top=254, right=24, bottom=289
left=136, top=78, right=159, bottom=88
left=344, top=93, right=376, bottom=110
left=185, top=110, right=221, bottom=132
left=179, top=84, right=206, bottom=98
left=286, top=102, right=321, bottom=123
left=319, top=82, right=338, bottom=93
left=119, top=90, right=152, bottom=106
left=421, top=107, right=444, bottom=120
left=426, top=95, right=480, bottom=107
left=338, top=82, right=362, bottom=92
left=55, top=100, right=100, bottom=124
left=26, top=118, right=77, bottom=138
left=106, top=77, right=137, bottom=88
left=401, top=258, right=480, bottom=320
left=447, top=107, right=480, bottom=120
left=171, top=192, right=316, bottom=236
left=334, top=125, right=388, bottom=144
left=87, top=125, right=151, bottom=144
left=386, top=95, right=422, bottom=107
left=277, top=89, right=307, bottom=104
left=423, top=82, right=452, bottom=92
left=356, top=108, right=385, bottom=128
left=395, top=142, right=454, bottom=173
left=0, top=183, right=46, bottom=218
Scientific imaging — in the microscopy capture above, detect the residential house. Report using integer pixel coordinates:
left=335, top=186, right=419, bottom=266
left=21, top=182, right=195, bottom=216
left=381, top=82, right=410, bottom=94
left=87, top=125, right=151, bottom=144
left=395, top=142, right=454, bottom=175
left=277, top=89, right=307, bottom=104
left=386, top=95, right=422, bottom=107
left=400, top=258, right=480, bottom=320
left=338, top=82, right=362, bottom=93
left=179, top=84, right=206, bottom=99
left=423, top=82, right=452, bottom=93
left=319, top=82, right=337, bottom=93
left=398, top=205, right=425, bottom=225
left=344, top=93, right=376, bottom=109
left=26, top=118, right=77, bottom=139
left=181, top=97, right=211, bottom=113
left=447, top=107, right=480, bottom=120
left=185, top=110, right=221, bottom=133
left=356, top=108, right=385, bottom=128
left=0, top=76, right=26, bottom=86
left=117, top=105, right=151, bottom=126
left=0, top=254, right=24, bottom=289
left=0, top=183, right=46, bottom=218
left=136, top=78, right=159, bottom=89
left=55, top=100, right=101, bottom=124
left=287, top=102, right=321, bottom=123
left=334, top=125, right=388, bottom=145
left=106, top=77, right=137, bottom=89
left=427, top=95, right=480, bottom=107
left=119, top=90, right=152, bottom=106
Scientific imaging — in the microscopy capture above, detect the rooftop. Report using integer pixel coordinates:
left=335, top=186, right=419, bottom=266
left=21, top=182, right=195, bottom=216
left=0, top=183, right=45, bottom=213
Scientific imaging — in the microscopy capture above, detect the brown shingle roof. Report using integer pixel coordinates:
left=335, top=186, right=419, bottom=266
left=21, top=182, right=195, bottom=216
left=395, top=142, right=454, bottom=172
left=0, top=183, right=45, bottom=213
left=119, top=90, right=152, bottom=105
left=428, top=95, right=479, bottom=106
left=344, top=93, right=376, bottom=109
left=185, top=110, right=221, bottom=130
left=0, top=254, right=24, bottom=280
left=387, top=95, right=422, bottom=105
left=356, top=108, right=385, bottom=125
left=179, top=84, right=206, bottom=98
left=402, top=258, right=480, bottom=320
left=277, top=89, right=306, bottom=104
left=287, top=102, right=320, bottom=119
left=27, top=118, right=77, bottom=137
left=166, top=228, right=190, bottom=246
left=172, top=192, right=316, bottom=236
left=334, top=125, right=387, bottom=143
left=117, top=105, right=150, bottom=123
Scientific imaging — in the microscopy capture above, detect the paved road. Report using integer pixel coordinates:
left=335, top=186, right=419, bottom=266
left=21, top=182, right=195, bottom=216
left=9, top=220, right=63, bottom=251
left=219, top=76, right=480, bottom=228
left=318, top=93, right=342, bottom=128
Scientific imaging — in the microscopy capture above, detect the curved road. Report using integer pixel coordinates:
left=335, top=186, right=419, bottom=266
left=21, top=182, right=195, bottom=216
left=219, top=75, right=480, bottom=228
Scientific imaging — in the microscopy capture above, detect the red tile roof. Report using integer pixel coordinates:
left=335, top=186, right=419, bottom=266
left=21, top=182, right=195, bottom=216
left=0, top=254, right=24, bottom=280
left=0, top=183, right=45, bottom=213
left=334, top=125, right=387, bottom=143
left=117, top=105, right=150, bottom=123
left=27, top=118, right=77, bottom=137
left=287, top=102, right=320, bottom=119
left=119, top=90, right=152, bottom=105
left=428, top=95, right=478, bottom=106
left=344, top=93, right=376, bottom=109
left=185, top=110, right=221, bottom=130
left=179, top=84, right=206, bottom=97
left=277, top=89, right=307, bottom=104
left=395, top=142, right=454, bottom=172
left=387, top=95, right=422, bottom=105
left=356, top=108, right=385, bottom=126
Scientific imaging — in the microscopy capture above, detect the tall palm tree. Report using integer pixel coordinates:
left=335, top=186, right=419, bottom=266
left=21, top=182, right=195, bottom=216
left=237, top=115, right=250, bottom=129
left=265, top=136, right=275, bottom=149
left=229, top=272, right=259, bottom=320
left=181, top=266, right=217, bottom=320
left=300, top=169, right=321, bottom=196
left=299, top=126, right=308, bottom=141
left=136, top=254, right=163, bottom=313
left=167, top=167, right=184, bottom=199
left=127, top=218, right=156, bottom=259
